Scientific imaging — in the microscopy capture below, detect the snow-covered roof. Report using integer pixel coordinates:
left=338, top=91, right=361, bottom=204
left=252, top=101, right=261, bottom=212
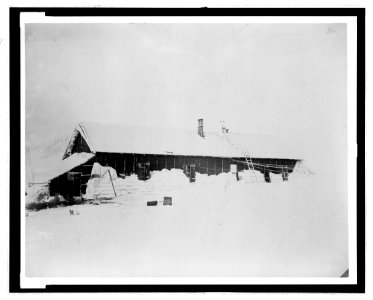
left=39, top=152, right=95, bottom=182
left=63, top=122, right=301, bottom=160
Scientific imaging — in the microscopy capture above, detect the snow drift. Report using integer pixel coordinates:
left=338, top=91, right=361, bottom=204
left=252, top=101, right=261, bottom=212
left=26, top=160, right=348, bottom=278
left=83, top=161, right=277, bottom=201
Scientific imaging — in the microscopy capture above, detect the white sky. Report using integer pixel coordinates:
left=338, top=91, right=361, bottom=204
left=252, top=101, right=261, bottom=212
left=25, top=22, right=347, bottom=171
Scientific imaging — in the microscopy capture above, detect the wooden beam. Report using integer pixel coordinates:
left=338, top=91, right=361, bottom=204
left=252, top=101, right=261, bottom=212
left=108, top=169, right=117, bottom=197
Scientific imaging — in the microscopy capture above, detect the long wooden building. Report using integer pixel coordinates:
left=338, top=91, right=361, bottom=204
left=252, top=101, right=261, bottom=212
left=48, top=120, right=301, bottom=199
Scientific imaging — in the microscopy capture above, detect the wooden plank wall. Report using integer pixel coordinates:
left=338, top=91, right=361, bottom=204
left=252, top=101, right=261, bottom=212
left=50, top=153, right=299, bottom=198
left=94, top=153, right=265, bottom=176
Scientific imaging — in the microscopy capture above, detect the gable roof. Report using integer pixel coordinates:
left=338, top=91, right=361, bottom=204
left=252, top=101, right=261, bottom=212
left=31, top=152, right=95, bottom=183
left=63, top=122, right=301, bottom=160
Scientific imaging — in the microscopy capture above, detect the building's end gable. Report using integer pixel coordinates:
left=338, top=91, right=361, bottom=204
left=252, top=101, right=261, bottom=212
left=62, top=128, right=92, bottom=159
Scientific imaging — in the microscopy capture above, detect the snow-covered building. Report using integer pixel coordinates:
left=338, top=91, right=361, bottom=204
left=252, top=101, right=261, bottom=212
left=49, top=121, right=302, bottom=199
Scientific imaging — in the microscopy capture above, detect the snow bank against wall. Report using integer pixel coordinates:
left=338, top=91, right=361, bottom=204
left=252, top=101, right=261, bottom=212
left=83, top=161, right=310, bottom=202
left=26, top=160, right=348, bottom=277
left=84, top=163, right=192, bottom=201
left=85, top=163, right=123, bottom=199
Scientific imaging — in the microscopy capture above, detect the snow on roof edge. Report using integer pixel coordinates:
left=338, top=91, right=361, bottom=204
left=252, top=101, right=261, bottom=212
left=62, top=122, right=97, bottom=159
left=48, top=152, right=96, bottom=182
left=63, top=121, right=303, bottom=160
left=78, top=122, right=96, bottom=154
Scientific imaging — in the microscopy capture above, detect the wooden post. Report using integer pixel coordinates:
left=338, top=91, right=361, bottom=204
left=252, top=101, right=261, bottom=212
left=108, top=169, right=117, bottom=197
left=222, top=157, right=224, bottom=173
left=174, top=156, right=176, bottom=169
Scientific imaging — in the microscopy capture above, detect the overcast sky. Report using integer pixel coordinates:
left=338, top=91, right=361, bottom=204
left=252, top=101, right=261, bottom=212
left=25, top=22, right=347, bottom=170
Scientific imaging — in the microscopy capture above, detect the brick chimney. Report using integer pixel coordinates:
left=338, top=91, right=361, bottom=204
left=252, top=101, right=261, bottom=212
left=198, top=119, right=205, bottom=138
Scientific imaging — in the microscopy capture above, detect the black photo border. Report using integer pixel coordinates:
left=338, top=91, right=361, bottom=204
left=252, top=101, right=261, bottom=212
left=9, top=7, right=365, bottom=293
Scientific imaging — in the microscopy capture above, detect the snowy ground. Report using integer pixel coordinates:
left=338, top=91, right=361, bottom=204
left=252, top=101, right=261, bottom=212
left=25, top=166, right=348, bottom=278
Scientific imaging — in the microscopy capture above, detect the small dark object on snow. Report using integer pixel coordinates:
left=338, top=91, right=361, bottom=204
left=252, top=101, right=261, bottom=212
left=163, top=197, right=172, bottom=206
left=69, top=209, right=74, bottom=215
left=147, top=201, right=158, bottom=206
left=264, top=170, right=271, bottom=183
